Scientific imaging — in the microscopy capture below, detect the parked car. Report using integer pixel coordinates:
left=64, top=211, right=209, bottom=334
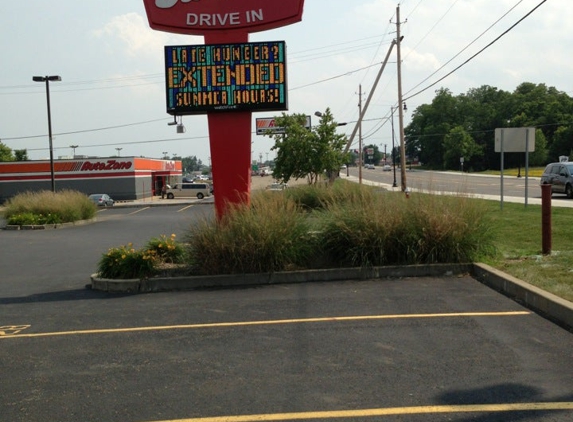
left=88, top=193, right=114, bottom=207
left=365, top=164, right=375, bottom=170
left=382, top=164, right=392, bottom=171
left=165, top=183, right=211, bottom=199
left=267, top=182, right=288, bottom=191
left=540, top=161, right=573, bottom=198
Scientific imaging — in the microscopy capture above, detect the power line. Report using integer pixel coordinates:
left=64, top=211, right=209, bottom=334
left=1, top=118, right=170, bottom=141
left=404, top=0, right=547, bottom=102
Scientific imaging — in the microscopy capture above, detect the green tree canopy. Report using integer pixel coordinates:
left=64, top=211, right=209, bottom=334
left=181, top=156, right=203, bottom=174
left=442, top=126, right=483, bottom=170
left=14, top=149, right=29, bottom=161
left=269, top=109, right=348, bottom=184
left=405, top=83, right=573, bottom=170
left=0, top=142, right=14, bottom=162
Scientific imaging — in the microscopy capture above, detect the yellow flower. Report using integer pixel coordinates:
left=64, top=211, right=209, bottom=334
left=121, top=254, right=126, bottom=259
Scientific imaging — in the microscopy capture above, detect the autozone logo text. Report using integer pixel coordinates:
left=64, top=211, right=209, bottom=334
left=80, top=160, right=133, bottom=171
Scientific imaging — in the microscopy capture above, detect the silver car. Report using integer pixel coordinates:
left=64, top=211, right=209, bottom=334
left=540, top=162, right=573, bottom=198
left=88, top=193, right=115, bottom=206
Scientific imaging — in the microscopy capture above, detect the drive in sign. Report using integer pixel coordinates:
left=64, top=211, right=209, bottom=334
left=143, top=0, right=305, bottom=35
left=143, top=0, right=305, bottom=219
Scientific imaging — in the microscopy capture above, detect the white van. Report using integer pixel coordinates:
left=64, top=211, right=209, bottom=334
left=165, top=183, right=211, bottom=199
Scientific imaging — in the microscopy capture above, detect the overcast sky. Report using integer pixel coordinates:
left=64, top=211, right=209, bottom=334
left=0, top=0, right=570, bottom=165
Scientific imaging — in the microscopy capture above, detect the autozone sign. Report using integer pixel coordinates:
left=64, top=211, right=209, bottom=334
left=256, top=115, right=311, bottom=135
left=80, top=160, right=133, bottom=171
left=143, top=0, right=305, bottom=35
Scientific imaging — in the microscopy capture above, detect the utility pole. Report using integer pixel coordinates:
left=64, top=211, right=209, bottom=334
left=343, top=40, right=397, bottom=154
left=358, top=84, right=363, bottom=185
left=396, top=5, right=407, bottom=192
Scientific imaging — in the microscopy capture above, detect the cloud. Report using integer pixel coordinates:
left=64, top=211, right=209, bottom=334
left=92, top=12, right=201, bottom=60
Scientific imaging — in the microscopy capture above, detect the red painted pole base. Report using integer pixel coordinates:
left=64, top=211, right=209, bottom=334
left=208, top=112, right=252, bottom=219
left=541, top=183, right=552, bottom=255
left=203, top=32, right=252, bottom=220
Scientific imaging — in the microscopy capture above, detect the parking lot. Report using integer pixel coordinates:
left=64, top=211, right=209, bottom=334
left=1, top=203, right=573, bottom=421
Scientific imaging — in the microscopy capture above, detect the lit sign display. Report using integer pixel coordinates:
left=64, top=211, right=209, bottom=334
left=165, top=41, right=288, bottom=115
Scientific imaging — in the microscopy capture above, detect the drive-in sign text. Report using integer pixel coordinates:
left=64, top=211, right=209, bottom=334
left=143, top=0, right=304, bottom=35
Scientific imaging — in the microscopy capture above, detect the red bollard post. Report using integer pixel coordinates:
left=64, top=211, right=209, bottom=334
left=541, top=183, right=552, bottom=255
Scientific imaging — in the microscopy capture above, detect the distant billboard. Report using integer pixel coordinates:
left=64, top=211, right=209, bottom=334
left=495, top=127, right=536, bottom=152
left=256, top=115, right=311, bottom=135
left=165, top=41, right=288, bottom=115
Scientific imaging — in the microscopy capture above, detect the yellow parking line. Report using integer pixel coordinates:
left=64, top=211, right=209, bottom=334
left=144, top=402, right=573, bottom=421
left=0, top=311, right=530, bottom=339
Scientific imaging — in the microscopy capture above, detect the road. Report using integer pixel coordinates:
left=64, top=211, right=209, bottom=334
left=345, top=166, right=573, bottom=207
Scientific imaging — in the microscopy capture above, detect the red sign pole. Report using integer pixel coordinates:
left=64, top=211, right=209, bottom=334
left=204, top=31, right=252, bottom=218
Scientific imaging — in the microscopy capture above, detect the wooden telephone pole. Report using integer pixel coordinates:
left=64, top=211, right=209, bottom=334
left=396, top=5, right=407, bottom=192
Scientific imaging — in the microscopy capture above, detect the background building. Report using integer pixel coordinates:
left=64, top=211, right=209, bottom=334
left=0, top=157, right=182, bottom=203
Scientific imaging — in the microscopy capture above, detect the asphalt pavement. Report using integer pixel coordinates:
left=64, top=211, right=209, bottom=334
left=1, top=177, right=573, bottom=422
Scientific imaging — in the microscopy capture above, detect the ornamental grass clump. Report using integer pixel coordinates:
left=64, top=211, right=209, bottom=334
left=4, top=189, right=96, bottom=224
left=186, top=191, right=317, bottom=275
left=397, top=193, right=497, bottom=263
left=319, top=187, right=403, bottom=267
left=320, top=190, right=496, bottom=267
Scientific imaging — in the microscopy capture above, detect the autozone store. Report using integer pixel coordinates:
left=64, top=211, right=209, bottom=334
left=0, top=157, right=182, bottom=203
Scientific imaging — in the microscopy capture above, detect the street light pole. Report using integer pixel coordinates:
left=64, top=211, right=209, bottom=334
left=115, top=147, right=123, bottom=157
left=33, top=75, right=61, bottom=193
left=70, top=144, right=78, bottom=158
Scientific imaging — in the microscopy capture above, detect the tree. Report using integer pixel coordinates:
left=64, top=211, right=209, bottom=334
left=550, top=126, right=573, bottom=161
left=363, top=144, right=383, bottom=165
left=181, top=156, right=203, bottom=174
left=442, top=126, right=483, bottom=170
left=405, top=82, right=573, bottom=170
left=270, top=109, right=348, bottom=184
left=14, top=149, right=29, bottom=161
left=0, top=142, right=14, bottom=162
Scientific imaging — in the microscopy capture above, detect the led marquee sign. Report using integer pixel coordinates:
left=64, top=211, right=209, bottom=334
left=165, top=41, right=287, bottom=115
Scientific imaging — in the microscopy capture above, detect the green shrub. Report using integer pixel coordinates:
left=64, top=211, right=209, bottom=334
left=94, top=183, right=497, bottom=279
left=7, top=212, right=62, bottom=225
left=145, top=234, right=185, bottom=263
left=97, top=243, right=157, bottom=280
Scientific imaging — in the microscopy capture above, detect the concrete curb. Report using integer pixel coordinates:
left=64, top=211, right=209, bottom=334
left=2, top=218, right=96, bottom=231
left=472, top=263, right=573, bottom=332
left=89, top=262, right=573, bottom=331
left=90, top=264, right=473, bottom=293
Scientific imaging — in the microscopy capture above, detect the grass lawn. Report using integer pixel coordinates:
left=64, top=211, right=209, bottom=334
left=478, top=199, right=573, bottom=302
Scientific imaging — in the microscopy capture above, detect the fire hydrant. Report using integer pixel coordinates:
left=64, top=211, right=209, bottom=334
left=404, top=188, right=410, bottom=199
